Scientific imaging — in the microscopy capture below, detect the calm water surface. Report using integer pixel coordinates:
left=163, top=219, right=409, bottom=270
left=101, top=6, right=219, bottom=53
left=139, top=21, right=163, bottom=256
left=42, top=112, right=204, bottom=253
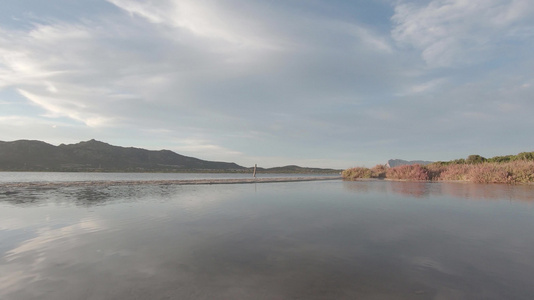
left=0, top=172, right=338, bottom=183
left=1, top=177, right=534, bottom=299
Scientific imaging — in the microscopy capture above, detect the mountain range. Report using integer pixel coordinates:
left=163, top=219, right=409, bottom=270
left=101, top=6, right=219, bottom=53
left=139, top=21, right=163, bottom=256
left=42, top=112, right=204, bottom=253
left=0, top=139, right=340, bottom=173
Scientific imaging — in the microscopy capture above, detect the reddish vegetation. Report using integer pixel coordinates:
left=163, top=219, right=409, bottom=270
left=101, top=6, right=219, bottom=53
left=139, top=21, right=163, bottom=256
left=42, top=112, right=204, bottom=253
left=386, top=164, right=429, bottom=181
left=343, top=161, right=534, bottom=184
left=370, top=164, right=387, bottom=178
left=458, top=161, right=534, bottom=184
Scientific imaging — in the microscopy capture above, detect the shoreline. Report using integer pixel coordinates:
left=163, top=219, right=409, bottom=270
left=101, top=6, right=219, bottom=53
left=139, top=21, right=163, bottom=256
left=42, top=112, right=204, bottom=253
left=343, top=178, right=534, bottom=185
left=342, top=161, right=534, bottom=185
left=0, top=176, right=342, bottom=189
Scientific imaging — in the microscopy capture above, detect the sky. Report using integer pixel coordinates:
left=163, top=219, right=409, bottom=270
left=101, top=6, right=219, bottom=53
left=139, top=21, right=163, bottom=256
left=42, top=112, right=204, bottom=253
left=1, top=0, right=533, bottom=168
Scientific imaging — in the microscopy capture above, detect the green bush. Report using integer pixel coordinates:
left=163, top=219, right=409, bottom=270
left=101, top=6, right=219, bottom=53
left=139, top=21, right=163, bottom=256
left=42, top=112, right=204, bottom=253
left=466, top=155, right=487, bottom=164
left=487, top=155, right=513, bottom=163
left=514, top=152, right=534, bottom=161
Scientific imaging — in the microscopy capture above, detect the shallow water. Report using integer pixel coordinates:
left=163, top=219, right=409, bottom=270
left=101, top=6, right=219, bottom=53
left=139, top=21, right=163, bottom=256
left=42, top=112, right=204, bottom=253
left=0, top=171, right=338, bottom=184
left=1, top=179, right=534, bottom=299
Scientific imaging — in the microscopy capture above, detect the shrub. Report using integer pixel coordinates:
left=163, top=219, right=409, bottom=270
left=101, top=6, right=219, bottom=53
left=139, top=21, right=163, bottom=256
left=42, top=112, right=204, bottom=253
left=466, top=154, right=487, bottom=164
left=341, top=159, right=534, bottom=184
left=514, top=152, right=534, bottom=161
left=386, top=164, right=429, bottom=181
left=451, top=158, right=466, bottom=165
left=424, top=164, right=445, bottom=180
left=342, top=167, right=371, bottom=180
left=437, top=164, right=471, bottom=181
left=487, top=155, right=513, bottom=163
left=370, top=164, right=387, bottom=178
left=467, top=163, right=512, bottom=184
left=443, top=161, right=534, bottom=184
left=497, top=161, right=534, bottom=183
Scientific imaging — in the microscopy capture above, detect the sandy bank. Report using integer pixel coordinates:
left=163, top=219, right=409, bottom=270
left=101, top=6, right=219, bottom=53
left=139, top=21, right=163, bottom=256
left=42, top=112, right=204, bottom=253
left=0, top=176, right=342, bottom=189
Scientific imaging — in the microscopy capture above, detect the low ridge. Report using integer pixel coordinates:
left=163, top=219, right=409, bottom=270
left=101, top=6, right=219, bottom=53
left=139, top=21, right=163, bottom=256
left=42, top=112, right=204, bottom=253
left=0, top=139, right=244, bottom=172
left=0, top=139, right=341, bottom=173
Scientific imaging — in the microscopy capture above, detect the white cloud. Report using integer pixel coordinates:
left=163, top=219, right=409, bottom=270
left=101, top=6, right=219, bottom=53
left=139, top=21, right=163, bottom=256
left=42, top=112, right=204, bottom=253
left=409, top=78, right=447, bottom=94
left=107, top=0, right=280, bottom=51
left=345, top=23, right=393, bottom=53
left=0, top=24, right=93, bottom=87
left=1, top=0, right=533, bottom=166
left=391, top=0, right=534, bottom=67
left=45, top=82, right=57, bottom=93
left=171, top=139, right=243, bottom=160
left=18, top=89, right=115, bottom=127
left=0, top=115, right=44, bottom=126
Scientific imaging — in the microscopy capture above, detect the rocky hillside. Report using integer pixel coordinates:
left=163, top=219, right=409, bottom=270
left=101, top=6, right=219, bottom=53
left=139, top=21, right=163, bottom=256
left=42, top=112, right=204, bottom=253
left=0, top=139, right=245, bottom=172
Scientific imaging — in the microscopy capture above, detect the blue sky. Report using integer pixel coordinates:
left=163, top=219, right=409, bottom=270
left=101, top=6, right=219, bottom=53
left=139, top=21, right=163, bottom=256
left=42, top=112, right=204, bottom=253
left=1, top=0, right=533, bottom=168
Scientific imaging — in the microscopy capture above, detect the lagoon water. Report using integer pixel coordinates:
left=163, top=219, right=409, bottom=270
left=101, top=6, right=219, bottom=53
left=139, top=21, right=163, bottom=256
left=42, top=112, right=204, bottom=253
left=1, top=173, right=534, bottom=299
left=0, top=171, right=337, bottom=184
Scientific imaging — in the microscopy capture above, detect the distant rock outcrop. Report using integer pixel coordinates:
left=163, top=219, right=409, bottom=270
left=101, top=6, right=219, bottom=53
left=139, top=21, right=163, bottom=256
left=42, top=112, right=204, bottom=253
left=0, top=139, right=245, bottom=172
left=386, top=159, right=433, bottom=168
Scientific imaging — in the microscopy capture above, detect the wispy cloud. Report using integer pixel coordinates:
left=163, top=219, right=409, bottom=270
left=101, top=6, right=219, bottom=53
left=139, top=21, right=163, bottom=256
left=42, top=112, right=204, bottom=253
left=107, top=0, right=284, bottom=52
left=391, top=0, right=534, bottom=67
left=0, top=0, right=533, bottom=166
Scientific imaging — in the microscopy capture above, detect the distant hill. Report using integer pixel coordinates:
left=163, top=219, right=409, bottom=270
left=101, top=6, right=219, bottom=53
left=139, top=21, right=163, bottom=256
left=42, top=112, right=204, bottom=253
left=386, top=159, right=433, bottom=168
left=0, top=139, right=245, bottom=172
left=0, top=139, right=341, bottom=173
left=254, top=165, right=341, bottom=174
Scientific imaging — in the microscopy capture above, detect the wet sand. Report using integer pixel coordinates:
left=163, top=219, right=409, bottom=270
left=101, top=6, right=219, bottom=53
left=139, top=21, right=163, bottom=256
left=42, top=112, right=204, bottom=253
left=0, top=176, right=341, bottom=188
